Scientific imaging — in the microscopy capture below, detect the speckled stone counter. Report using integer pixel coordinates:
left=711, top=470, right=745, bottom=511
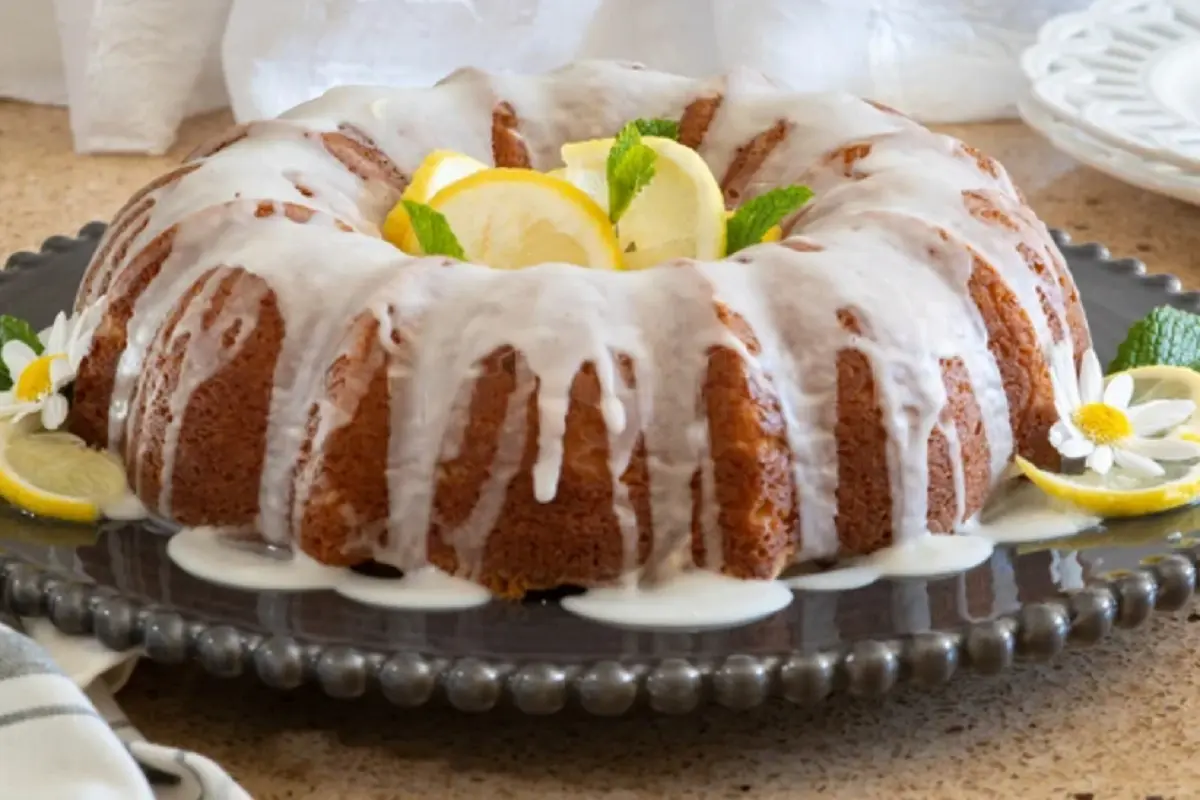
left=3, top=100, right=1200, bottom=800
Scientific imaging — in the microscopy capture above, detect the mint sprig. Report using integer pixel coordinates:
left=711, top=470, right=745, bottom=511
left=631, top=118, right=680, bottom=141
left=0, top=316, right=43, bottom=391
left=401, top=200, right=466, bottom=260
left=725, top=186, right=814, bottom=255
left=607, top=123, right=658, bottom=224
left=1110, top=305, right=1200, bottom=373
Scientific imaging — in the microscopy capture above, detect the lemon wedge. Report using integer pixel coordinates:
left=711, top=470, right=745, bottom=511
left=1010, top=364, right=1200, bottom=517
left=428, top=168, right=622, bottom=270
left=0, top=425, right=131, bottom=523
left=559, top=136, right=726, bottom=270
left=382, top=150, right=488, bottom=254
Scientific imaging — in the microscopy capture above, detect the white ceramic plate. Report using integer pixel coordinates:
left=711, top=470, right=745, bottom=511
left=1018, top=97, right=1200, bottom=206
left=1022, top=0, right=1200, bottom=171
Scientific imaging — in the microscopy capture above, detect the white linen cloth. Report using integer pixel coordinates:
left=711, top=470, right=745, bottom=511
left=0, top=0, right=1092, bottom=155
left=0, top=613, right=249, bottom=799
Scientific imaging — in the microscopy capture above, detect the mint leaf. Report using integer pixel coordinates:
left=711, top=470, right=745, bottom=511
left=725, top=185, right=815, bottom=255
left=0, top=316, right=43, bottom=391
left=1110, top=305, right=1200, bottom=373
left=607, top=123, right=658, bottom=224
left=632, top=118, right=680, bottom=140
left=401, top=200, right=466, bottom=260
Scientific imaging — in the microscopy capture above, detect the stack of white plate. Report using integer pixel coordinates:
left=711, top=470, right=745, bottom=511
left=1020, top=0, right=1200, bottom=205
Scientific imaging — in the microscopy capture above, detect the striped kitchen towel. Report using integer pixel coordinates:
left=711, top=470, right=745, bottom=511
left=0, top=611, right=250, bottom=799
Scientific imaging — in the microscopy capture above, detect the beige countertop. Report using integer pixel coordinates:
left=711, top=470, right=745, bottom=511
left=3, top=100, right=1200, bottom=800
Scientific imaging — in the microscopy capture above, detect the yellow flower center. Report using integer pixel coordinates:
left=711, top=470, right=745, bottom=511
left=14, top=354, right=64, bottom=403
left=1073, top=402, right=1133, bottom=445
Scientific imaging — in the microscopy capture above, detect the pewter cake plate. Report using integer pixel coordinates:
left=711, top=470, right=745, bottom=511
left=1, top=225, right=1199, bottom=715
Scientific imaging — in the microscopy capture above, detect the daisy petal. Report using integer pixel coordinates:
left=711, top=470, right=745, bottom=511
left=1128, top=399, right=1196, bottom=436
left=0, top=400, right=38, bottom=418
left=1058, top=437, right=1095, bottom=459
left=1049, top=421, right=1069, bottom=447
left=1087, top=445, right=1114, bottom=475
left=40, top=394, right=67, bottom=431
left=1102, top=372, right=1134, bottom=410
left=40, top=312, right=67, bottom=353
left=1079, top=350, right=1103, bottom=405
left=67, top=336, right=91, bottom=373
left=1123, top=436, right=1200, bottom=462
left=49, top=357, right=73, bottom=388
left=1052, top=345, right=1082, bottom=411
left=1059, top=415, right=1083, bottom=439
left=1, top=340, right=36, bottom=376
left=1050, top=372, right=1078, bottom=422
left=1113, top=447, right=1166, bottom=478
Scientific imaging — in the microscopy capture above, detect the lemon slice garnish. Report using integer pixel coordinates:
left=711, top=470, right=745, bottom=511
left=380, top=206, right=422, bottom=254
left=428, top=168, right=622, bottom=270
left=382, top=150, right=488, bottom=254
left=559, top=136, right=726, bottom=270
left=405, top=150, right=488, bottom=204
left=1014, top=456, right=1200, bottom=517
left=0, top=424, right=131, bottom=523
left=1010, top=364, right=1200, bottom=517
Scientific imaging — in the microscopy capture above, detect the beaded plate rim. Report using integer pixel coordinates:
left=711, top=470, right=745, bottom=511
left=0, top=224, right=1198, bottom=716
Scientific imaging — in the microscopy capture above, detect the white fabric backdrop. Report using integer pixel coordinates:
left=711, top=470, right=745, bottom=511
left=0, top=0, right=1090, bottom=155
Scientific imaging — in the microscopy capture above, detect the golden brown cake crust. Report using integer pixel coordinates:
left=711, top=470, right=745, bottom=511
left=125, top=266, right=281, bottom=528
left=295, top=313, right=390, bottom=565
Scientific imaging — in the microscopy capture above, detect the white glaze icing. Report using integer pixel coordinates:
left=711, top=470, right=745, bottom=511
left=784, top=533, right=995, bottom=592
left=99, top=492, right=148, bottom=522
left=965, top=479, right=1103, bottom=543
left=161, top=475, right=1102, bottom=630
left=559, top=571, right=794, bottom=631
left=167, top=526, right=491, bottom=611
left=76, top=60, right=1086, bottom=628
left=784, top=477, right=1100, bottom=594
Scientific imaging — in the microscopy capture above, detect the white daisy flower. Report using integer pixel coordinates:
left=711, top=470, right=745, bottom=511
left=1047, top=342, right=1200, bottom=478
left=0, top=305, right=102, bottom=431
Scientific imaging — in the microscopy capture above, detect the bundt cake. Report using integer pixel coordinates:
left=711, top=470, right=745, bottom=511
left=68, top=61, right=1089, bottom=599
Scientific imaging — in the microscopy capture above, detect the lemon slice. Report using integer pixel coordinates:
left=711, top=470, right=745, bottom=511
left=0, top=425, right=131, bottom=523
left=382, top=150, right=488, bottom=254
left=1014, top=456, right=1200, bottom=517
left=1009, top=365, right=1200, bottom=517
left=381, top=205, right=422, bottom=254
left=404, top=150, right=488, bottom=204
left=428, top=168, right=622, bottom=270
left=559, top=136, right=725, bottom=270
